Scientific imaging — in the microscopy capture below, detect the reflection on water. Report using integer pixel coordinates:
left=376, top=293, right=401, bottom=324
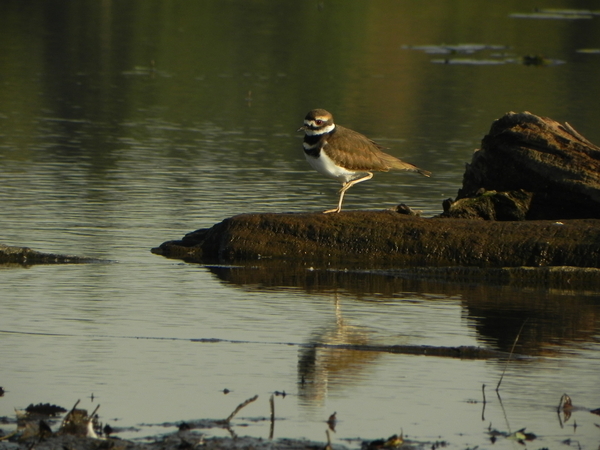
left=2, top=262, right=600, bottom=448
left=201, top=263, right=600, bottom=447
left=209, top=264, right=600, bottom=356
left=465, top=285, right=600, bottom=356
left=297, top=296, right=377, bottom=406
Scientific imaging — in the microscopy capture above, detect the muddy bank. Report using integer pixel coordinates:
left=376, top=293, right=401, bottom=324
left=152, top=212, right=600, bottom=268
left=1, top=400, right=436, bottom=450
left=1, top=433, right=346, bottom=450
left=1, top=432, right=441, bottom=450
left=0, top=244, right=101, bottom=265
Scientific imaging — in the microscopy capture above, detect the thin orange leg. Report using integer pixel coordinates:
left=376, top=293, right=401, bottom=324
left=323, top=172, right=373, bottom=214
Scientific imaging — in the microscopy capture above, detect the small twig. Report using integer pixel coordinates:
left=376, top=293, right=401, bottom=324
left=67, top=399, right=81, bottom=414
left=557, top=394, right=566, bottom=413
left=87, top=404, right=101, bottom=438
left=556, top=393, right=573, bottom=428
left=225, top=425, right=237, bottom=440
left=495, top=321, right=528, bottom=436
left=564, top=122, right=597, bottom=148
left=496, top=319, right=528, bottom=392
left=325, top=429, right=333, bottom=450
left=269, top=394, right=275, bottom=440
left=0, top=430, right=18, bottom=441
left=556, top=393, right=565, bottom=429
left=496, top=389, right=511, bottom=435
left=225, top=395, right=258, bottom=423
left=89, top=404, right=101, bottom=419
left=26, top=438, right=37, bottom=450
left=60, top=399, right=81, bottom=429
left=481, top=384, right=487, bottom=421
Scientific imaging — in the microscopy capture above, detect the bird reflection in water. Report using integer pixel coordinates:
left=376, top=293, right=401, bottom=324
left=297, top=294, right=378, bottom=406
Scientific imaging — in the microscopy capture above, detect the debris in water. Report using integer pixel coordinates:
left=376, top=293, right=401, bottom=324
left=24, top=403, right=67, bottom=417
left=327, top=412, right=337, bottom=432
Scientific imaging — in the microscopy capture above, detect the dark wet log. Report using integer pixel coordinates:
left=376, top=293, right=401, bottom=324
left=0, top=244, right=100, bottom=265
left=152, top=212, right=600, bottom=268
left=444, top=111, right=600, bottom=220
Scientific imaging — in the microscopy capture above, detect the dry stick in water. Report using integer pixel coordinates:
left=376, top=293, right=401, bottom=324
left=556, top=393, right=573, bottom=428
left=325, top=430, right=333, bottom=450
left=90, top=404, right=101, bottom=419
left=481, top=384, right=487, bottom=421
left=496, top=319, right=528, bottom=392
left=225, top=395, right=259, bottom=423
left=269, top=394, right=275, bottom=440
left=60, top=399, right=81, bottom=429
left=556, top=393, right=572, bottom=412
left=557, top=394, right=566, bottom=412
left=88, top=404, right=101, bottom=438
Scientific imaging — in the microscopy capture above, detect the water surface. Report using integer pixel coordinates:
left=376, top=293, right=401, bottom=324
left=1, top=1, right=600, bottom=449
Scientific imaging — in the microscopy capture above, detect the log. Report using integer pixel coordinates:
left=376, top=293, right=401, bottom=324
left=443, top=111, right=600, bottom=220
left=0, top=244, right=100, bottom=265
left=152, top=212, right=600, bottom=268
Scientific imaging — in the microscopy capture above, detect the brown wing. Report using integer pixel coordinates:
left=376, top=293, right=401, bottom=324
left=326, top=125, right=431, bottom=176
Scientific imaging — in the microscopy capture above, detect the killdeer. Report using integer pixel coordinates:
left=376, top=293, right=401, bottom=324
left=298, top=109, right=431, bottom=213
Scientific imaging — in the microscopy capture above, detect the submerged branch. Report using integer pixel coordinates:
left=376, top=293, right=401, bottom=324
left=225, top=395, right=259, bottom=424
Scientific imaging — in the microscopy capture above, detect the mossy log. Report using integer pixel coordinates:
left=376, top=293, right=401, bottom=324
left=152, top=212, right=600, bottom=268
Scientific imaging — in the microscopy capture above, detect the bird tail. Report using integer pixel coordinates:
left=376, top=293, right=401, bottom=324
left=386, top=157, right=431, bottom=177
left=416, top=167, right=432, bottom=177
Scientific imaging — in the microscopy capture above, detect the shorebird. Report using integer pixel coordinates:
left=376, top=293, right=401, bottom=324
left=298, top=109, right=431, bottom=213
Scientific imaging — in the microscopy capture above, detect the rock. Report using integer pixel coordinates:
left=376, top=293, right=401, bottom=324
left=442, top=189, right=534, bottom=221
left=152, top=212, right=600, bottom=268
left=0, top=244, right=101, bottom=265
left=444, top=111, right=600, bottom=220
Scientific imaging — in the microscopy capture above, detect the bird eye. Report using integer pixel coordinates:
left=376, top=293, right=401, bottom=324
left=315, top=120, right=323, bottom=125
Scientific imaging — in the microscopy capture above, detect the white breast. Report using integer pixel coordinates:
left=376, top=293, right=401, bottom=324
left=305, top=148, right=362, bottom=184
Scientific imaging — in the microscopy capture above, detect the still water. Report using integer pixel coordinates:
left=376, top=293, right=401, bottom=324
left=1, top=1, right=600, bottom=448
